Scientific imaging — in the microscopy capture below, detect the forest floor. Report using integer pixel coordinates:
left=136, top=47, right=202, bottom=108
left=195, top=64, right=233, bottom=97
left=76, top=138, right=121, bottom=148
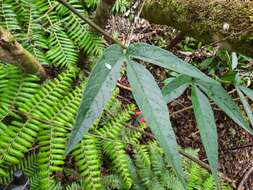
left=107, top=12, right=253, bottom=188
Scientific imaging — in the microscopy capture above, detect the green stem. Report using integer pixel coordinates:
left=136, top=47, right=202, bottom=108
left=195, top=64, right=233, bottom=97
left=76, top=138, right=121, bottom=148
left=56, top=0, right=127, bottom=49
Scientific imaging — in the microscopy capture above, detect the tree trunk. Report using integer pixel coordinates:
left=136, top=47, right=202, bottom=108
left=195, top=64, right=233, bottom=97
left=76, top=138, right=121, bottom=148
left=93, top=0, right=117, bottom=30
left=141, top=0, right=253, bottom=57
left=0, top=27, right=46, bottom=79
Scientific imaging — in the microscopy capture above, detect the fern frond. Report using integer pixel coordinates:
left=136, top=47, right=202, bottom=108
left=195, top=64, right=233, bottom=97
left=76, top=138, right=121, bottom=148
left=124, top=122, right=146, bottom=145
left=0, top=152, right=39, bottom=186
left=134, top=145, right=150, bottom=168
left=54, top=0, right=85, bottom=16
left=37, top=84, right=84, bottom=188
left=102, top=174, right=123, bottom=190
left=112, top=0, right=130, bottom=13
left=18, top=69, right=76, bottom=117
left=149, top=145, right=165, bottom=177
left=85, top=0, right=100, bottom=9
left=0, top=2, right=20, bottom=33
left=94, top=104, right=136, bottom=189
left=103, top=140, right=133, bottom=189
left=0, top=65, right=40, bottom=122
left=134, top=152, right=152, bottom=188
left=202, top=176, right=215, bottom=190
left=37, top=172, right=62, bottom=190
left=21, top=6, right=49, bottom=65
left=0, top=70, right=76, bottom=175
left=63, top=14, right=105, bottom=56
left=4, top=0, right=30, bottom=25
left=96, top=104, right=136, bottom=138
left=72, top=134, right=102, bottom=190
left=0, top=65, right=40, bottom=106
left=46, top=25, right=78, bottom=68
left=65, top=181, right=83, bottom=190
left=188, top=164, right=203, bottom=190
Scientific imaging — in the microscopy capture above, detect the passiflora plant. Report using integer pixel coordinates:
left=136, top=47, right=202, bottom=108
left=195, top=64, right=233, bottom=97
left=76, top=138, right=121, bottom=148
left=58, top=0, right=253, bottom=189
left=65, top=43, right=253, bottom=188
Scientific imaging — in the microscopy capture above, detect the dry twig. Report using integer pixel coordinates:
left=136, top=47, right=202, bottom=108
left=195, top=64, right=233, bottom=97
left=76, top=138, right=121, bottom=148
left=237, top=166, right=253, bottom=190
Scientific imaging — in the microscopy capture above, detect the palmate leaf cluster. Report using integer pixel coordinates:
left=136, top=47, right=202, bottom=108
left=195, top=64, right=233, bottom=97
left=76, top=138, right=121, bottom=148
left=0, top=0, right=105, bottom=68
left=69, top=41, right=253, bottom=189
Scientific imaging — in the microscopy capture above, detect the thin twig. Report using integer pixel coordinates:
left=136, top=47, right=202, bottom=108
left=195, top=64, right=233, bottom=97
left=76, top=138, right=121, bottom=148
left=237, top=166, right=253, bottom=190
left=116, top=82, right=132, bottom=91
left=222, top=143, right=253, bottom=153
left=171, top=96, right=240, bottom=117
left=126, top=0, right=146, bottom=46
left=56, top=0, right=127, bottom=49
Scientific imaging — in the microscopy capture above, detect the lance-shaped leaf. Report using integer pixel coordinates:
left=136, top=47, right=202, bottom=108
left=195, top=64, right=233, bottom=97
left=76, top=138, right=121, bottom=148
left=127, top=43, right=218, bottom=84
left=65, top=44, right=125, bottom=154
left=231, top=52, right=238, bottom=70
left=191, top=85, right=219, bottom=185
left=162, top=75, right=192, bottom=103
left=237, top=86, right=253, bottom=128
left=126, top=60, right=186, bottom=188
left=239, top=86, right=253, bottom=101
left=197, top=81, right=253, bottom=135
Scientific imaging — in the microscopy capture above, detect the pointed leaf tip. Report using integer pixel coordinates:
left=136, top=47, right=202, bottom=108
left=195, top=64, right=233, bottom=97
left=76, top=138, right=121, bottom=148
left=65, top=44, right=125, bottom=153
left=128, top=42, right=218, bottom=85
left=126, top=60, right=186, bottom=188
left=197, top=81, right=250, bottom=134
left=191, top=85, right=219, bottom=186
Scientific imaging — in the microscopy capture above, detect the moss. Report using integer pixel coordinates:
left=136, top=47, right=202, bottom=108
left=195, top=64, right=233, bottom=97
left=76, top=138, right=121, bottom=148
left=142, top=0, right=253, bottom=57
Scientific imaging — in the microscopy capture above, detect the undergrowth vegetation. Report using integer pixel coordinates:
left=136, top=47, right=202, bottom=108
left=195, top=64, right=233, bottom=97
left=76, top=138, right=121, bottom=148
left=0, top=64, right=232, bottom=189
left=0, top=0, right=252, bottom=189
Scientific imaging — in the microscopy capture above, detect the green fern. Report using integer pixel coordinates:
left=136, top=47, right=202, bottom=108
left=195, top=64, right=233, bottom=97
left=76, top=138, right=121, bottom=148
left=0, top=65, right=40, bottom=106
left=1, top=0, right=105, bottom=69
left=98, top=104, right=136, bottom=189
left=0, top=152, right=38, bottom=185
left=37, top=84, right=84, bottom=189
left=63, top=14, right=105, bottom=56
left=0, top=2, right=20, bottom=33
left=46, top=25, right=79, bottom=68
left=102, top=174, right=123, bottom=190
left=72, top=134, right=102, bottom=190
left=0, top=69, right=77, bottom=176
left=0, top=64, right=40, bottom=130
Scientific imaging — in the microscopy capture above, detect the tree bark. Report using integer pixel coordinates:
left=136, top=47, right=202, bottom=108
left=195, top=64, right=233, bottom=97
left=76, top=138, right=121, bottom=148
left=0, top=27, right=47, bottom=79
left=141, top=0, right=253, bottom=57
left=93, top=0, right=117, bottom=30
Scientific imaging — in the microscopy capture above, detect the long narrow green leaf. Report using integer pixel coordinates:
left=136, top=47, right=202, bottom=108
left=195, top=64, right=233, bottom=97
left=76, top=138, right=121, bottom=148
left=65, top=45, right=125, bottom=154
left=127, top=43, right=218, bottom=84
left=197, top=81, right=252, bottom=135
left=239, top=86, right=253, bottom=101
left=191, top=85, right=219, bottom=186
left=231, top=52, right=238, bottom=70
left=162, top=75, right=192, bottom=103
left=126, top=60, right=186, bottom=188
left=237, top=86, right=253, bottom=128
